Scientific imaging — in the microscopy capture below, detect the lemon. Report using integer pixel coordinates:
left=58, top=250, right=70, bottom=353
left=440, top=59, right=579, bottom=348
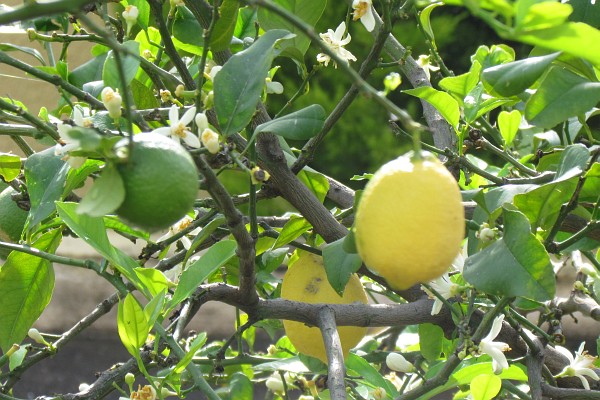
left=354, top=152, right=464, bottom=290
left=281, top=251, right=368, bottom=363
left=0, top=187, right=28, bottom=259
left=115, top=132, right=199, bottom=232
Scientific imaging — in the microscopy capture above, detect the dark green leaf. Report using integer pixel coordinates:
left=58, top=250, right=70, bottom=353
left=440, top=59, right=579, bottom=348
left=555, top=143, right=590, bottom=180
left=418, top=323, right=444, bottom=362
left=483, top=52, right=560, bottom=97
left=255, top=104, right=326, bottom=140
left=229, top=372, right=253, bottom=399
left=346, top=353, right=398, bottom=397
left=102, top=41, right=141, bottom=89
left=0, top=42, right=46, bottom=65
left=24, top=148, right=68, bottom=229
left=131, top=79, right=159, bottom=110
left=211, top=0, right=239, bottom=51
left=214, top=29, right=293, bottom=135
left=0, top=229, right=61, bottom=352
left=172, top=6, right=204, bottom=49
left=234, top=6, right=258, bottom=39
left=170, top=240, right=237, bottom=308
left=463, top=208, right=555, bottom=301
left=568, top=0, right=600, bottom=28
left=257, top=0, right=326, bottom=56
left=525, top=67, right=600, bottom=128
left=322, top=237, right=362, bottom=296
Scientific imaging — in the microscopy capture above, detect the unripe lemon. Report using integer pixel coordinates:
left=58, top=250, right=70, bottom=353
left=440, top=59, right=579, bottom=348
left=354, top=152, right=464, bottom=290
left=281, top=251, right=368, bottom=363
left=114, top=132, right=199, bottom=232
left=0, top=187, right=28, bottom=259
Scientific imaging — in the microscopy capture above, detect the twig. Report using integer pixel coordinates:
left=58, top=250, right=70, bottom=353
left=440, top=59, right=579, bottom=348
left=0, top=0, right=95, bottom=25
left=317, top=306, right=346, bottom=400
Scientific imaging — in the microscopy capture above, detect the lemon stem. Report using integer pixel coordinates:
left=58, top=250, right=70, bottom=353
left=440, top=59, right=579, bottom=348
left=411, top=129, right=423, bottom=162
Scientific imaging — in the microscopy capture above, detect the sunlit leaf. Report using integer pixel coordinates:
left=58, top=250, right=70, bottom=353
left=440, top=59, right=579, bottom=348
left=404, top=86, right=460, bottom=130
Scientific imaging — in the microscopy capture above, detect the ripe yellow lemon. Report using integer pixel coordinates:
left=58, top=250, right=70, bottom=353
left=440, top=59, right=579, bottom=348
left=281, top=251, right=368, bottom=363
left=115, top=132, right=198, bottom=232
left=0, top=187, right=28, bottom=259
left=354, top=152, right=464, bottom=290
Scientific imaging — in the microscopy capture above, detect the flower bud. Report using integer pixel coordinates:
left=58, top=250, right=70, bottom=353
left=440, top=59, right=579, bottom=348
left=125, top=372, right=135, bottom=386
left=122, top=5, right=139, bottom=35
left=386, top=352, right=414, bottom=373
left=265, top=375, right=285, bottom=393
left=28, top=328, right=46, bottom=344
left=101, top=87, right=122, bottom=119
left=372, top=387, right=387, bottom=400
left=160, top=89, right=172, bottom=103
left=175, top=84, right=185, bottom=98
left=201, top=128, right=220, bottom=154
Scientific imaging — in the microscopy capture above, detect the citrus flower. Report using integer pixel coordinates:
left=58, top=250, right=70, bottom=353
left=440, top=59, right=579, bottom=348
left=54, top=107, right=90, bottom=168
left=352, top=0, right=375, bottom=32
left=478, top=314, right=511, bottom=374
left=175, top=84, right=185, bottom=98
left=101, top=87, right=122, bottom=119
left=371, top=387, right=386, bottom=400
left=28, top=328, right=47, bottom=344
left=130, top=385, right=157, bottom=400
left=416, top=54, right=440, bottom=81
left=156, top=214, right=198, bottom=249
left=386, top=352, right=415, bottom=373
left=195, top=112, right=220, bottom=154
left=316, top=22, right=357, bottom=68
left=153, top=105, right=200, bottom=148
left=208, top=65, right=222, bottom=81
left=422, top=273, right=461, bottom=315
left=555, top=342, right=600, bottom=390
left=160, top=89, right=172, bottom=103
left=122, top=5, right=139, bottom=35
left=265, top=374, right=285, bottom=393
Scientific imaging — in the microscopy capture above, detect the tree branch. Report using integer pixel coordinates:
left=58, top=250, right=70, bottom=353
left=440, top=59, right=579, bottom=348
left=317, top=306, right=346, bottom=400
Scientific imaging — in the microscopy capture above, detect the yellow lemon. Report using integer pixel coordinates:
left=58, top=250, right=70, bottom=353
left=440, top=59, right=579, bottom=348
left=354, top=152, right=464, bottom=290
left=281, top=251, right=368, bottom=363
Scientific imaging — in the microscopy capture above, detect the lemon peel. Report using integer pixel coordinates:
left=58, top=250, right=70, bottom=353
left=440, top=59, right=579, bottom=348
left=280, top=251, right=368, bottom=363
left=354, top=152, right=464, bottom=290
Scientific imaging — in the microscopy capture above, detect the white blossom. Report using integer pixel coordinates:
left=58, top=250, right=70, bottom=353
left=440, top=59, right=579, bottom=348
left=478, top=314, right=511, bottom=374
left=352, top=0, right=375, bottom=32
left=422, top=273, right=461, bottom=315
left=122, top=5, right=139, bottom=35
left=265, top=374, right=285, bottom=393
left=386, top=352, right=415, bottom=373
left=54, top=107, right=90, bottom=168
left=101, top=87, right=122, bottom=119
left=153, top=105, right=200, bottom=148
left=316, top=22, right=357, bottom=68
left=416, top=54, right=440, bottom=81
left=555, top=342, right=600, bottom=390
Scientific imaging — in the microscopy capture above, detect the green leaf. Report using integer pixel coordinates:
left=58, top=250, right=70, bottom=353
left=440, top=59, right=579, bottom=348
left=514, top=22, right=600, bottom=67
left=482, top=52, right=560, bottom=97
left=174, top=332, right=207, bottom=373
left=254, top=104, right=326, bottom=140
left=421, top=362, right=527, bottom=400
left=418, top=323, right=444, bottom=362
left=229, top=372, right=254, bottom=399
left=131, top=79, right=159, bottom=110
left=463, top=208, right=555, bottom=301
left=497, top=110, right=521, bottom=146
left=0, top=229, right=61, bottom=352
left=102, top=41, right=141, bottom=89
left=271, top=215, right=312, bottom=249
left=170, top=240, right=237, bottom=308
left=211, top=0, right=239, bottom=51
left=568, top=0, right=600, bottom=27
left=470, top=374, right=502, bottom=400
left=297, top=169, right=329, bottom=203
left=419, top=2, right=443, bottom=47
left=117, top=293, right=149, bottom=357
left=235, top=7, right=258, bottom=39
left=63, top=159, right=103, bottom=196
left=172, top=6, right=204, bottom=49
left=134, top=268, right=170, bottom=297
left=0, top=42, right=46, bottom=65
left=77, top=163, right=125, bottom=217
left=56, top=202, right=144, bottom=291
left=346, top=353, right=398, bottom=397
left=525, top=67, right=600, bottom=128
left=556, top=144, right=590, bottom=179
left=439, top=61, right=482, bottom=100
left=257, top=0, right=326, bottom=56
left=144, top=289, right=166, bottom=328
left=516, top=2, right=573, bottom=31
left=184, top=215, right=227, bottom=264
left=322, top=237, right=362, bottom=296
left=404, top=86, right=460, bottom=130
left=127, top=0, right=150, bottom=30
left=24, top=148, right=68, bottom=229
left=473, top=184, right=537, bottom=219
left=214, top=29, right=293, bottom=135
left=0, top=153, right=21, bottom=182
left=69, top=53, right=107, bottom=89
left=581, top=162, right=600, bottom=202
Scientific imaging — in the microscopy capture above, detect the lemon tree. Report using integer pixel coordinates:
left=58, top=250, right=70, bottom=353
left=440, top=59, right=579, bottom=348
left=0, top=1, right=599, bottom=399
left=281, top=251, right=368, bottom=363
left=354, top=151, right=465, bottom=290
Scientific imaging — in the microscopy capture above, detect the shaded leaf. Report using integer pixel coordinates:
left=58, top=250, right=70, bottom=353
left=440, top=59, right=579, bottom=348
left=419, top=323, right=444, bottom=362
left=322, top=237, right=362, bottom=295
left=211, top=0, right=239, bottom=51
left=346, top=353, right=398, bottom=397
left=77, top=163, right=125, bottom=217
left=464, top=208, right=555, bottom=301
left=102, top=41, right=140, bottom=89
left=255, top=104, right=326, bottom=140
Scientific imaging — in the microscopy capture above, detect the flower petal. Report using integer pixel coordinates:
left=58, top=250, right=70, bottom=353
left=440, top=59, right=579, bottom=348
left=183, top=132, right=201, bottom=148
left=180, top=106, right=197, bottom=126
left=152, top=127, right=172, bottom=137
left=168, top=104, right=178, bottom=124
left=361, top=8, right=376, bottom=32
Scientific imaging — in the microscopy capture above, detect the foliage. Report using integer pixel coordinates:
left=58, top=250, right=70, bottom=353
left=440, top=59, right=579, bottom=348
left=0, top=0, right=599, bottom=399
